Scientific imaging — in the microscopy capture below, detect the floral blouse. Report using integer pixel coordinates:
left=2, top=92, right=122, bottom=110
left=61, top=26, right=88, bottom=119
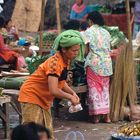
left=84, top=25, right=113, bottom=76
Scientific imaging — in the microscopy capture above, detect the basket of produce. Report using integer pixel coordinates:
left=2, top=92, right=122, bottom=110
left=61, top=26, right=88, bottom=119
left=111, top=121, right=140, bottom=140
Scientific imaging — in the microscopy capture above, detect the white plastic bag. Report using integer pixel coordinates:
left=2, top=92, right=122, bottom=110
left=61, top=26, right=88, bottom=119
left=69, top=104, right=83, bottom=113
left=64, top=131, right=85, bottom=140
left=68, top=101, right=83, bottom=113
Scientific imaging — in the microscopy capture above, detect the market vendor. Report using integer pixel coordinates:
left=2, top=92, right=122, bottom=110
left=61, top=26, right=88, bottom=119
left=0, top=16, right=27, bottom=72
left=18, top=30, right=85, bottom=139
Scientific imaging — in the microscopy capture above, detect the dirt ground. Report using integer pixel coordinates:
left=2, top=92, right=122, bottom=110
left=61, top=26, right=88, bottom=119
left=53, top=106, right=124, bottom=140
left=54, top=119, right=122, bottom=140
left=0, top=105, right=124, bottom=140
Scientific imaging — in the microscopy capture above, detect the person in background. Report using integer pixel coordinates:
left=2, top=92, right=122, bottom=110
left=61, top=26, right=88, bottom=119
left=63, top=20, right=89, bottom=45
left=18, top=30, right=85, bottom=139
left=84, top=11, right=113, bottom=123
left=70, top=0, right=88, bottom=22
left=0, top=16, right=27, bottom=72
left=79, top=21, right=89, bottom=31
left=4, top=19, right=19, bottom=41
left=63, top=19, right=80, bottom=30
left=131, top=0, right=140, bottom=39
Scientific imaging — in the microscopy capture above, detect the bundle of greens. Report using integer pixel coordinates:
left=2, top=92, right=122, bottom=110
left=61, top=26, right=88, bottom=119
left=103, top=26, right=127, bottom=49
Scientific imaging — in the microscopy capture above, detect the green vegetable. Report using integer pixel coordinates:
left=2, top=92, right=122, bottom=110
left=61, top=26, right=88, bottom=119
left=34, top=32, right=58, bottom=48
left=103, top=26, right=126, bottom=48
left=26, top=54, right=53, bottom=74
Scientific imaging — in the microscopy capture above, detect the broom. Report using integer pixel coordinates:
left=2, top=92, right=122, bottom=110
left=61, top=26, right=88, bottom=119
left=110, top=0, right=137, bottom=121
left=110, top=43, right=126, bottom=122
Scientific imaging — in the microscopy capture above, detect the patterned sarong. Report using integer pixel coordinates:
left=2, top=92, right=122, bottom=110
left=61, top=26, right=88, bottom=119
left=86, top=67, right=110, bottom=115
left=21, top=102, right=54, bottom=140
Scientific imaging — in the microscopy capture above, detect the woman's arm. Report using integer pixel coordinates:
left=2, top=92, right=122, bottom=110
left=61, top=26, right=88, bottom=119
left=62, top=82, right=75, bottom=95
left=48, top=76, right=79, bottom=105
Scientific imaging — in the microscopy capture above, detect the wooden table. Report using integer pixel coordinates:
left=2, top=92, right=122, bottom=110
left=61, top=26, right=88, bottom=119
left=0, top=95, right=11, bottom=139
left=3, top=89, right=22, bottom=122
left=2, top=85, right=88, bottom=123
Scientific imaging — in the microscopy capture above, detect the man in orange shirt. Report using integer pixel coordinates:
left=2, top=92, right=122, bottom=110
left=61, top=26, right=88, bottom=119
left=18, top=30, right=85, bottom=139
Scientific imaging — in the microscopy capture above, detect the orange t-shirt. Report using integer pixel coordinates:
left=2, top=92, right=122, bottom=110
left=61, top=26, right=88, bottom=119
left=18, top=52, right=68, bottom=111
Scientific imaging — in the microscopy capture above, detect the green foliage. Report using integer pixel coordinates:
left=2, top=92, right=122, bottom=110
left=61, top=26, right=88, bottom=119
left=103, top=26, right=126, bottom=48
left=27, top=54, right=52, bottom=74
left=99, top=6, right=112, bottom=13
left=34, top=32, right=58, bottom=47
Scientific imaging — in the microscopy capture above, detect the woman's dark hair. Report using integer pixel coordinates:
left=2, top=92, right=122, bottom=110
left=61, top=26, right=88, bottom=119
left=4, top=19, right=12, bottom=27
left=26, top=122, right=51, bottom=139
left=63, top=20, right=80, bottom=30
left=80, top=22, right=88, bottom=31
left=87, top=11, right=104, bottom=26
left=0, top=16, right=5, bottom=28
left=11, top=124, right=39, bottom=140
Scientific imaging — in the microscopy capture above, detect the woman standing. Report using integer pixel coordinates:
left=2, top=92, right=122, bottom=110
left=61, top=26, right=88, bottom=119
left=18, top=30, right=85, bottom=139
left=84, top=11, right=113, bottom=123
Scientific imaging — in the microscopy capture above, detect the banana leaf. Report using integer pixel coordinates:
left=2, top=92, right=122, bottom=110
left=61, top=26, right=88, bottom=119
left=0, top=77, right=26, bottom=89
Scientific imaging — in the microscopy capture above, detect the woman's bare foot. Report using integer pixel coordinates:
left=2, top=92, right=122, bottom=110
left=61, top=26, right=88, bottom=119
left=104, top=114, right=111, bottom=123
left=91, top=115, right=100, bottom=123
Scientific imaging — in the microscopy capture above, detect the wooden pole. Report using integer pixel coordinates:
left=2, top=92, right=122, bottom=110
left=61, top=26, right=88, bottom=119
left=125, top=0, right=132, bottom=48
left=110, top=0, right=137, bottom=122
left=125, top=0, right=137, bottom=109
left=39, top=0, right=46, bottom=55
left=55, top=0, right=61, bottom=34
